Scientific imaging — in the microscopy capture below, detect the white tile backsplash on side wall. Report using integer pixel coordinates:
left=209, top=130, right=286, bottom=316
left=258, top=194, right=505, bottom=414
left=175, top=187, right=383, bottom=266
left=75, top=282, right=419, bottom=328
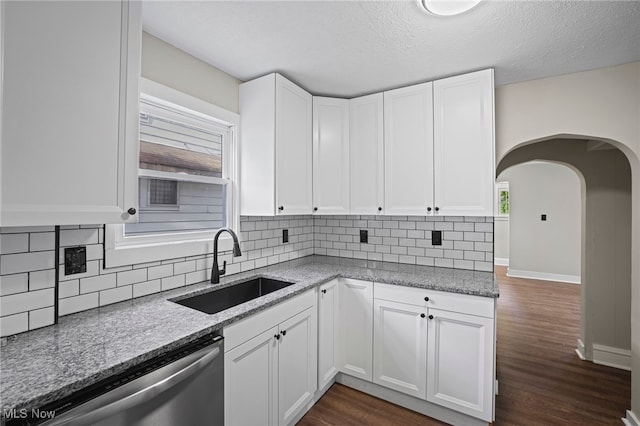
left=0, top=215, right=492, bottom=337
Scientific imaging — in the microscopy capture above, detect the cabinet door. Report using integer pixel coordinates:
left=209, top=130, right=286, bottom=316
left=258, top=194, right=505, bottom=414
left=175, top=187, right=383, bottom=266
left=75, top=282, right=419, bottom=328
left=318, top=280, right=340, bottom=390
left=1, top=0, right=140, bottom=226
left=426, top=309, right=495, bottom=421
left=383, top=82, right=434, bottom=216
left=278, top=307, right=318, bottom=425
left=312, top=97, right=350, bottom=214
left=339, top=278, right=373, bottom=381
left=350, top=93, right=384, bottom=215
left=373, top=299, right=427, bottom=399
left=239, top=74, right=277, bottom=216
left=225, top=326, right=279, bottom=426
left=433, top=69, right=494, bottom=216
left=275, top=74, right=312, bottom=215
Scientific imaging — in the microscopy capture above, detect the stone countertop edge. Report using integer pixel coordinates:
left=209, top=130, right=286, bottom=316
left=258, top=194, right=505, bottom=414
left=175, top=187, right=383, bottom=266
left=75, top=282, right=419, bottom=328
left=0, top=255, right=498, bottom=417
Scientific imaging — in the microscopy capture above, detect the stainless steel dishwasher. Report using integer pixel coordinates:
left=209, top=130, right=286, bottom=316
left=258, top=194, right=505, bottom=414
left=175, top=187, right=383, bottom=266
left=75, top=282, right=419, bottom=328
left=33, top=332, right=223, bottom=426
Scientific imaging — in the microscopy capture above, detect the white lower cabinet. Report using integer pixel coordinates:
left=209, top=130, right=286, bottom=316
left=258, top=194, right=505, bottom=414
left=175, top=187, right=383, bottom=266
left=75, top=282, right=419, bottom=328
left=278, top=308, right=318, bottom=424
left=372, top=282, right=496, bottom=422
left=317, top=279, right=339, bottom=390
left=224, top=291, right=317, bottom=426
left=373, top=298, right=428, bottom=399
left=338, top=278, right=373, bottom=381
left=225, top=326, right=279, bottom=426
left=225, top=281, right=495, bottom=425
left=426, top=309, right=495, bottom=422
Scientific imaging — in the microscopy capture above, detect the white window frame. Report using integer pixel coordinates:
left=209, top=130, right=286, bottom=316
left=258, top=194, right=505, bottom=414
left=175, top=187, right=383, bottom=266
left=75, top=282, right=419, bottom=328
left=105, top=78, right=240, bottom=267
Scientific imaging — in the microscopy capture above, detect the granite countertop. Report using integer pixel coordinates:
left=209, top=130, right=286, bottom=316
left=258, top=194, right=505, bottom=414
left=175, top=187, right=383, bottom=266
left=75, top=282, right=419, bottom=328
left=0, top=255, right=498, bottom=417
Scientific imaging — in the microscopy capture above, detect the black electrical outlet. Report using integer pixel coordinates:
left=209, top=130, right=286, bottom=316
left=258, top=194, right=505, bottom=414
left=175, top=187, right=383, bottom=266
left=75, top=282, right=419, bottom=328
left=541, top=214, right=547, bottom=221
left=431, top=230, right=442, bottom=246
left=360, top=230, right=368, bottom=244
left=283, top=229, right=289, bottom=243
left=65, top=246, right=87, bottom=275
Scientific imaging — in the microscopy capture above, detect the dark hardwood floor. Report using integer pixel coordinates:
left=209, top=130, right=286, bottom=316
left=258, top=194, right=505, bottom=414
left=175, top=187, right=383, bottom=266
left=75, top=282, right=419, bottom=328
left=298, top=266, right=631, bottom=425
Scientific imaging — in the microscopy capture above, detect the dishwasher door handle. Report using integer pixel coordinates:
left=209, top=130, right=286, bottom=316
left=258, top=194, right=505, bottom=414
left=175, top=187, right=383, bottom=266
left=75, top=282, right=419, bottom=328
left=47, top=341, right=222, bottom=426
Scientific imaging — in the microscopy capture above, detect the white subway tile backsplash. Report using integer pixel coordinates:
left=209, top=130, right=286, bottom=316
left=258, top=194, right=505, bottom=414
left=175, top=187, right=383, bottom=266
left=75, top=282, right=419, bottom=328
left=133, top=280, right=161, bottom=298
left=161, top=274, right=185, bottom=291
left=174, top=260, right=196, bottom=275
left=59, top=228, right=99, bottom=246
left=0, top=273, right=28, bottom=296
left=80, top=274, right=116, bottom=294
left=0, top=214, right=491, bottom=338
left=100, top=286, right=132, bottom=306
left=0, top=288, right=54, bottom=317
left=0, top=312, right=28, bottom=336
left=1, top=251, right=55, bottom=275
left=29, top=306, right=54, bottom=330
left=148, top=264, right=174, bottom=280
left=59, top=293, right=99, bottom=316
left=474, top=261, right=493, bottom=272
left=1, top=226, right=54, bottom=234
left=435, top=258, right=454, bottom=268
left=117, top=269, right=148, bottom=287
left=29, top=232, right=55, bottom=252
left=59, top=280, right=79, bottom=298
left=434, top=222, right=454, bottom=231
left=29, top=269, right=55, bottom=290
left=0, top=233, right=29, bottom=254
left=417, top=256, right=435, bottom=266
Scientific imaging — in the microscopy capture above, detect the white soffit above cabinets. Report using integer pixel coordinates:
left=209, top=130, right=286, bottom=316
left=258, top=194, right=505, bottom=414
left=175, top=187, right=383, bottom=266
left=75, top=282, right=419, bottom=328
left=142, top=0, right=640, bottom=98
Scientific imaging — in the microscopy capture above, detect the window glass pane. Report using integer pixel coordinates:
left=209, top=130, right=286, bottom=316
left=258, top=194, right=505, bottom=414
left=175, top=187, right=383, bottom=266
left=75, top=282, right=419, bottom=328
left=149, top=179, right=178, bottom=205
left=126, top=180, right=226, bottom=236
left=499, top=190, right=510, bottom=215
left=139, top=100, right=224, bottom=178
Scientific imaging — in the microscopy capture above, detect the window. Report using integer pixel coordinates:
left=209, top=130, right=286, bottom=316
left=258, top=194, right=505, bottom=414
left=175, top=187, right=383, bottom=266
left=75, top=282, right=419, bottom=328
left=496, top=182, right=510, bottom=217
left=105, top=79, right=239, bottom=267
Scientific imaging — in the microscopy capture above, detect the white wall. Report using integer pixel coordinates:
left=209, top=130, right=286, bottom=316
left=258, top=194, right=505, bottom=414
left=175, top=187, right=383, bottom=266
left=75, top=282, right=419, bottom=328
left=495, top=62, right=639, bottom=418
left=493, top=217, right=509, bottom=265
left=141, top=32, right=240, bottom=113
left=498, top=162, right=581, bottom=283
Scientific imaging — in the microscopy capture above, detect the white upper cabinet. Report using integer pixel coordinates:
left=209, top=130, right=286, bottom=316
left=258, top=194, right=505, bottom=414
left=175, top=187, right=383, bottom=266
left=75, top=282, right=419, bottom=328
left=240, top=73, right=312, bottom=216
left=433, top=69, right=495, bottom=216
left=312, top=97, right=350, bottom=215
left=349, top=93, right=384, bottom=215
left=0, top=0, right=141, bottom=226
left=383, top=82, right=435, bottom=216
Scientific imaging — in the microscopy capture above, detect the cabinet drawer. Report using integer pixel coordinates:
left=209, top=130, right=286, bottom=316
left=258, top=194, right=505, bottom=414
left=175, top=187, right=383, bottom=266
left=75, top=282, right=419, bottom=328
left=374, top=282, right=494, bottom=318
left=224, top=289, right=315, bottom=352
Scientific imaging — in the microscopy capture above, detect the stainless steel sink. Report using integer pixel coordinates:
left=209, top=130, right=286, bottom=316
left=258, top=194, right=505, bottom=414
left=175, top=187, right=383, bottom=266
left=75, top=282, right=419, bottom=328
left=171, top=277, right=295, bottom=314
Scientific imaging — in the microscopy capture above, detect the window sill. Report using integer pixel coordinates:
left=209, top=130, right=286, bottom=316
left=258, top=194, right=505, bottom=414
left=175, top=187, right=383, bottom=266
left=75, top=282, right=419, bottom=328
left=104, top=233, right=235, bottom=268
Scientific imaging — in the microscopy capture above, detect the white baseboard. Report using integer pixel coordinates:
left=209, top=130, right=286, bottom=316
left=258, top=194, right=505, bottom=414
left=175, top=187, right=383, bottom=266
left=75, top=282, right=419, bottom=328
left=507, top=269, right=581, bottom=284
left=622, top=410, right=639, bottom=426
left=592, top=343, right=632, bottom=371
left=575, top=339, right=586, bottom=360
left=494, top=257, right=509, bottom=266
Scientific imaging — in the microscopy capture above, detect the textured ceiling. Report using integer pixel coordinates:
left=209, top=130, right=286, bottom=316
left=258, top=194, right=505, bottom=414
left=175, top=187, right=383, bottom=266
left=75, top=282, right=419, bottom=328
left=142, top=0, right=640, bottom=98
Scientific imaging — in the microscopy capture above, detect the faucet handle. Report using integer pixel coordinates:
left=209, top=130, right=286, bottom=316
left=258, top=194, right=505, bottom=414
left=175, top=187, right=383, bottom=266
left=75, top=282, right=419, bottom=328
left=220, top=260, right=227, bottom=276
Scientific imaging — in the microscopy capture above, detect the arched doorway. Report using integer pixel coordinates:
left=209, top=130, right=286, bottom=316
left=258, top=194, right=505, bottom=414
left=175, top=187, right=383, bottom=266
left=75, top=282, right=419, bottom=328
left=497, top=137, right=632, bottom=369
left=497, top=160, right=582, bottom=284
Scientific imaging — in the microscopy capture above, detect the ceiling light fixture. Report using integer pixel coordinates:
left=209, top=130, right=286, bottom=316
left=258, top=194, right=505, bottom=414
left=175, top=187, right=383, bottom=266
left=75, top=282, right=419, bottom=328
left=422, top=0, right=483, bottom=16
